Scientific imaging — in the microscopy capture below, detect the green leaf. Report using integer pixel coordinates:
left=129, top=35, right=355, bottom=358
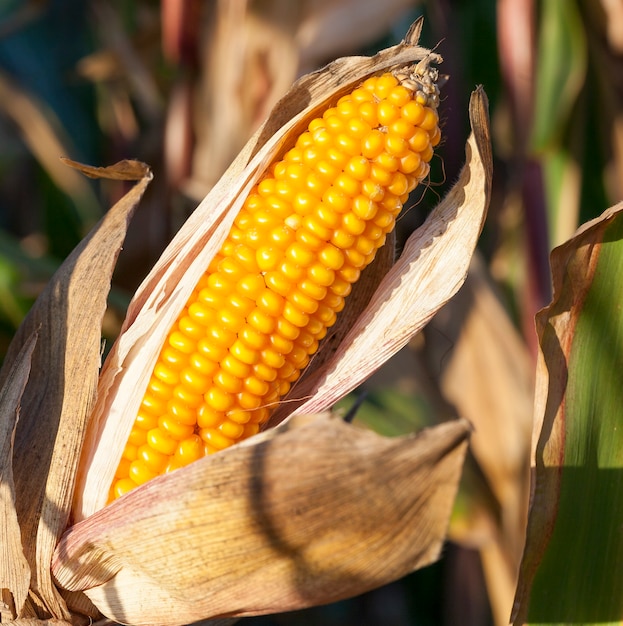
left=513, top=203, right=623, bottom=624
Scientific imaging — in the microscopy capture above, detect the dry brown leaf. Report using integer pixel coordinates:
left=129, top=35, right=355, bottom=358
left=425, top=253, right=533, bottom=625
left=0, top=334, right=36, bottom=622
left=60, top=158, right=151, bottom=181
left=53, top=415, right=470, bottom=626
left=0, top=164, right=152, bottom=620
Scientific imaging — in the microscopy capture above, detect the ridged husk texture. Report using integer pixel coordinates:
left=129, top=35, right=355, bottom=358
left=0, top=18, right=492, bottom=626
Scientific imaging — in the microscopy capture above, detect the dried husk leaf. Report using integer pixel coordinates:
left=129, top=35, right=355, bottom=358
left=0, top=334, right=36, bottom=622
left=270, top=85, right=492, bottom=422
left=53, top=414, right=470, bottom=625
left=72, top=18, right=447, bottom=521
left=0, top=162, right=151, bottom=620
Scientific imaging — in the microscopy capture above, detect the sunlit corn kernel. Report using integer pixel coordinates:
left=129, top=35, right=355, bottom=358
left=213, top=369, right=243, bottom=394
left=122, top=443, right=138, bottom=462
left=199, top=428, right=234, bottom=450
left=299, top=278, right=327, bottom=300
left=287, top=289, right=319, bottom=315
left=197, top=405, right=225, bottom=428
left=141, top=392, right=167, bottom=416
left=334, top=173, right=360, bottom=197
left=174, top=435, right=204, bottom=467
left=331, top=228, right=356, bottom=249
left=137, top=443, right=168, bottom=472
left=307, top=262, right=335, bottom=287
left=343, top=212, right=367, bottom=236
left=276, top=317, right=300, bottom=341
left=153, top=362, right=180, bottom=386
left=147, top=428, right=178, bottom=456
left=352, top=195, right=378, bottom=220
left=270, top=333, right=294, bottom=354
left=205, top=386, right=234, bottom=412
left=296, top=227, right=324, bottom=251
left=283, top=301, right=310, bottom=328
left=316, top=204, right=342, bottom=228
left=247, top=309, right=276, bottom=334
left=322, top=188, right=351, bottom=213
left=135, top=411, right=159, bottom=431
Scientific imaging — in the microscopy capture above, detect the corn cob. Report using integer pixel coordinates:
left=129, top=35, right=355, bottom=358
left=111, top=66, right=441, bottom=500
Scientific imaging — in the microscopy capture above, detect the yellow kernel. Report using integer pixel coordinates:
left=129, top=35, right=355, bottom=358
left=307, top=263, right=335, bottom=287
left=388, top=84, right=412, bottom=107
left=335, top=173, right=360, bottom=197
left=318, top=244, right=345, bottom=270
left=347, top=117, right=371, bottom=139
left=239, top=325, right=265, bottom=351
left=346, top=156, right=371, bottom=181
left=287, top=289, right=319, bottom=315
left=196, top=339, right=226, bottom=366
left=326, top=147, right=349, bottom=168
left=174, top=435, right=204, bottom=466
left=339, top=265, right=361, bottom=283
left=329, top=275, right=352, bottom=296
left=167, top=398, right=196, bottom=425
left=370, top=164, right=393, bottom=186
left=238, top=391, right=263, bottom=410
left=187, top=302, right=213, bottom=326
left=343, top=212, right=366, bottom=235
left=270, top=225, right=295, bottom=247
left=221, top=354, right=251, bottom=379
left=147, top=428, right=178, bottom=455
left=243, top=423, right=261, bottom=437
left=122, top=443, right=138, bottom=462
left=237, top=273, right=264, bottom=298
left=249, top=407, right=271, bottom=424
left=205, top=386, right=234, bottom=412
left=315, top=304, right=338, bottom=326
left=374, top=73, right=399, bottom=96
left=114, top=457, right=132, bottom=479
left=113, top=478, right=138, bottom=498
left=322, top=188, right=350, bottom=213
left=247, top=309, right=275, bottom=334
left=159, top=416, right=195, bottom=441
left=345, top=248, right=367, bottom=268
left=234, top=244, right=259, bottom=273
left=335, top=133, right=360, bottom=156
left=288, top=345, right=310, bottom=368
left=299, top=278, right=327, bottom=300
left=276, top=317, right=300, bottom=341
left=230, top=339, right=259, bottom=364
left=213, top=369, right=243, bottom=394
left=264, top=271, right=293, bottom=296
left=421, top=143, right=434, bottom=163
left=199, top=428, right=234, bottom=450
left=168, top=330, right=195, bottom=354
left=141, top=392, right=167, bottom=416
left=308, top=118, right=325, bottom=132
left=401, top=100, right=425, bottom=125
left=377, top=100, right=400, bottom=125
left=270, top=333, right=294, bottom=354
left=137, top=444, right=168, bottom=472
left=303, top=215, right=331, bottom=240
left=388, top=172, right=409, bottom=196
left=283, top=301, right=310, bottom=327
left=287, top=242, right=316, bottom=267
left=303, top=146, right=322, bottom=166
left=336, top=100, right=357, bottom=118
left=227, top=409, right=251, bottom=424
left=136, top=411, right=158, bottom=431
left=129, top=460, right=157, bottom=485
left=197, top=405, right=225, bottom=428
left=258, top=179, right=276, bottom=197
left=374, top=210, right=395, bottom=229
left=409, top=128, right=430, bottom=153
left=420, top=107, right=439, bottom=131
left=128, top=426, right=147, bottom=446
left=148, top=376, right=172, bottom=399
left=429, top=125, right=442, bottom=147
left=362, top=130, right=385, bottom=159
left=400, top=152, right=422, bottom=174
left=258, top=289, right=284, bottom=316
left=256, top=246, right=280, bottom=272
left=352, top=195, right=378, bottom=220
left=218, top=256, right=247, bottom=280
left=316, top=160, right=340, bottom=182
left=244, top=376, right=270, bottom=397
left=316, top=204, right=342, bottom=229
left=280, top=260, right=305, bottom=281
left=296, top=227, right=324, bottom=251
left=219, top=308, right=245, bottom=333
left=153, top=362, right=179, bottom=386
left=285, top=162, right=307, bottom=185
left=375, top=152, right=399, bottom=173
left=358, top=101, right=379, bottom=127
left=385, top=134, right=410, bottom=157
left=331, top=228, right=356, bottom=249
left=305, top=171, right=327, bottom=197
left=219, top=419, right=245, bottom=440
left=253, top=362, right=277, bottom=382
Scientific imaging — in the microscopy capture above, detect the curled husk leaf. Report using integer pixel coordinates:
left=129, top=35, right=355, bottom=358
left=54, top=414, right=471, bottom=626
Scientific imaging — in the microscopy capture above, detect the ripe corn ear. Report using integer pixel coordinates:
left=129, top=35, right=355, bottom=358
left=111, top=66, right=441, bottom=500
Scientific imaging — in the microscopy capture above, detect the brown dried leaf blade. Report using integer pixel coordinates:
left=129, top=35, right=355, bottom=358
left=54, top=415, right=470, bottom=626
left=0, top=163, right=152, bottom=620
left=0, top=334, right=36, bottom=622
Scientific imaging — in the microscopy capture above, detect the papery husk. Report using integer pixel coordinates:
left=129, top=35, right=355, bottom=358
left=0, top=161, right=152, bottom=620
left=72, top=18, right=448, bottom=521
left=53, top=413, right=470, bottom=626
left=0, top=334, right=36, bottom=622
